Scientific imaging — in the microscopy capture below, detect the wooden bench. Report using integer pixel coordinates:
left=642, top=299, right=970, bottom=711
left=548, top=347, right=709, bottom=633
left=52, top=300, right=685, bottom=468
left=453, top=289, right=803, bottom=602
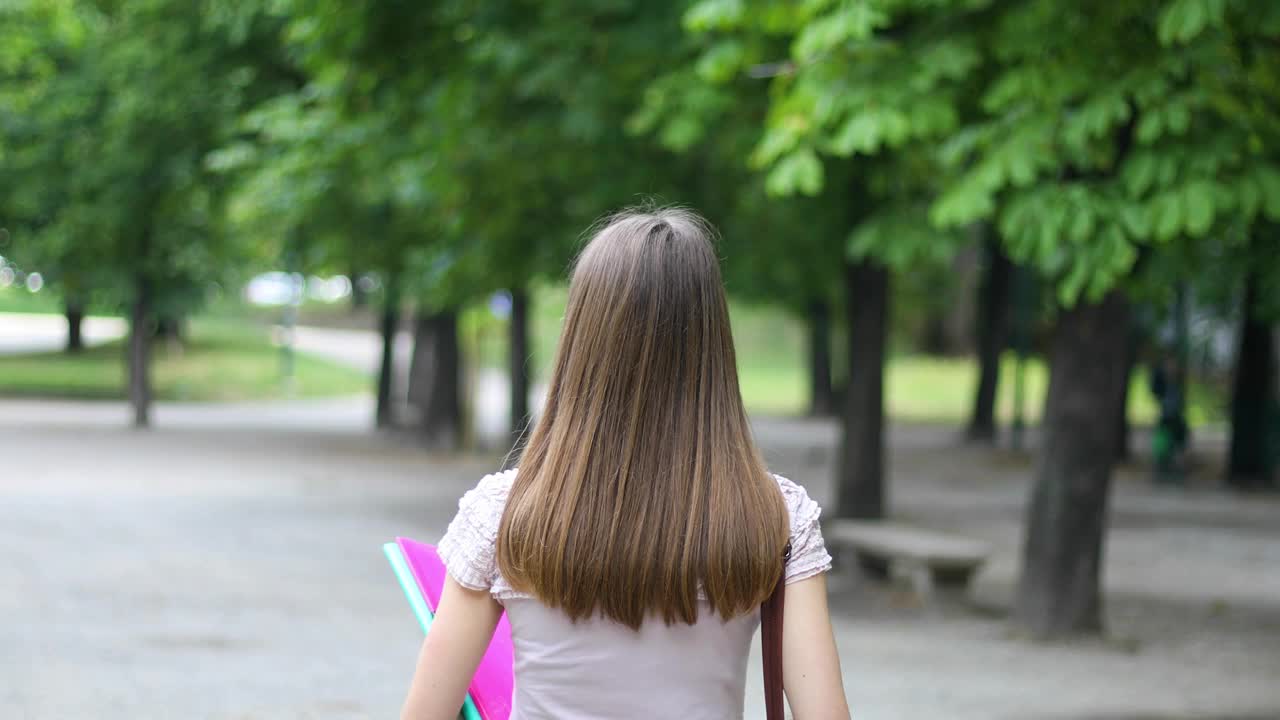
left=825, top=520, right=991, bottom=600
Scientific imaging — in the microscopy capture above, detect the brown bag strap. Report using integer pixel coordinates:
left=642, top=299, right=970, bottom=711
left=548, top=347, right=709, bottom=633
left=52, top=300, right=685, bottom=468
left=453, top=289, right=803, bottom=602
left=761, top=541, right=791, bottom=720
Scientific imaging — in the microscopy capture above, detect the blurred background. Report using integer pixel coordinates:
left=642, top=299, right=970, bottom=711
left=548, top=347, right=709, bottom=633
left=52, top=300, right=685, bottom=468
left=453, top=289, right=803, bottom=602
left=1, top=1, right=1277, bottom=718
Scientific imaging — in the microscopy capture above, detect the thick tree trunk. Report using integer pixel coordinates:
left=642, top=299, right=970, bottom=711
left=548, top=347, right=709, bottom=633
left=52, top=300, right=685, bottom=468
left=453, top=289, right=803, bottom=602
left=65, top=302, right=85, bottom=353
left=509, top=288, right=531, bottom=442
left=408, top=308, right=464, bottom=450
left=966, top=234, right=1013, bottom=443
left=1015, top=291, right=1131, bottom=639
left=127, top=277, right=153, bottom=428
left=807, top=299, right=835, bottom=417
left=374, top=283, right=401, bottom=429
left=1227, top=271, right=1276, bottom=489
left=835, top=261, right=889, bottom=520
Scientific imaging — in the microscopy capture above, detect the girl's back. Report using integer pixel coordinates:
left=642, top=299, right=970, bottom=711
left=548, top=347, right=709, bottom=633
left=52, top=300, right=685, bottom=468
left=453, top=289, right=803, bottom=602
left=437, top=469, right=831, bottom=718
left=401, top=209, right=850, bottom=720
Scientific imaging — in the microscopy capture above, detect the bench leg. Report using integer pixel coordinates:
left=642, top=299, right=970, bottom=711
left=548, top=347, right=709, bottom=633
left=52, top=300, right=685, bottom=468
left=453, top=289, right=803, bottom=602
left=906, top=562, right=933, bottom=603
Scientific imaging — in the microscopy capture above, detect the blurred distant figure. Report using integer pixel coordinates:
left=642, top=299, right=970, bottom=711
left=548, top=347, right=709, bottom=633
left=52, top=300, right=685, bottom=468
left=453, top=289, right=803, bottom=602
left=1149, top=357, right=1189, bottom=484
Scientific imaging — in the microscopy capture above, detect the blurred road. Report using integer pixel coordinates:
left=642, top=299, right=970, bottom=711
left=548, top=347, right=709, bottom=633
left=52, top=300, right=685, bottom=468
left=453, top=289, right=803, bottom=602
left=291, top=326, right=411, bottom=376
left=0, top=312, right=125, bottom=354
left=2, top=399, right=1278, bottom=719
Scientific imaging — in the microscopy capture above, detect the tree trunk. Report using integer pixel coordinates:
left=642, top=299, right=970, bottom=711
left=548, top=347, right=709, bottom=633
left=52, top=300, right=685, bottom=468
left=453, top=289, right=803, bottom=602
left=153, top=315, right=183, bottom=343
left=408, top=308, right=464, bottom=450
left=966, top=233, right=1013, bottom=443
left=835, top=260, right=889, bottom=520
left=1015, top=291, right=1131, bottom=639
left=807, top=299, right=835, bottom=417
left=375, top=281, right=401, bottom=429
left=509, top=288, right=531, bottom=442
left=919, top=310, right=949, bottom=356
left=350, top=267, right=368, bottom=310
left=1227, top=271, right=1276, bottom=489
left=65, top=302, right=85, bottom=354
left=127, top=277, right=153, bottom=429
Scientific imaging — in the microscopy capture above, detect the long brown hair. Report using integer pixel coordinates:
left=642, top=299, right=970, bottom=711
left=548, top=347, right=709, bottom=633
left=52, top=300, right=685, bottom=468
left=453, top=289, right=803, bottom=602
left=496, top=208, right=789, bottom=630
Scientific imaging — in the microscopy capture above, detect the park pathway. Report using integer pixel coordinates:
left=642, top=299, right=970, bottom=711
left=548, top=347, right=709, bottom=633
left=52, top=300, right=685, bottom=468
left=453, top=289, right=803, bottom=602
left=0, top=312, right=125, bottom=355
left=2, top=395, right=1278, bottom=719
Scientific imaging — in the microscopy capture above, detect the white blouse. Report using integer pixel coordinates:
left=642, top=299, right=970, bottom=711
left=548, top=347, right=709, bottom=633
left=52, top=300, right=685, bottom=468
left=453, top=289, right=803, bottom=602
left=436, top=469, right=832, bottom=719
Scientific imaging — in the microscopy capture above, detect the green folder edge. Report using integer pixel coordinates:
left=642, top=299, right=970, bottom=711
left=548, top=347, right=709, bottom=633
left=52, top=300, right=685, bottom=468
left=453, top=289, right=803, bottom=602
left=384, top=542, right=484, bottom=720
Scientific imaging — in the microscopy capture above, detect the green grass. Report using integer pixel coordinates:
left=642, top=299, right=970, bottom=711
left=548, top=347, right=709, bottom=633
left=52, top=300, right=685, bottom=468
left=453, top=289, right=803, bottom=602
left=0, top=286, right=66, bottom=315
left=738, top=365, right=807, bottom=414
left=0, top=317, right=370, bottom=402
left=886, top=355, right=1206, bottom=425
left=743, top=350, right=1222, bottom=425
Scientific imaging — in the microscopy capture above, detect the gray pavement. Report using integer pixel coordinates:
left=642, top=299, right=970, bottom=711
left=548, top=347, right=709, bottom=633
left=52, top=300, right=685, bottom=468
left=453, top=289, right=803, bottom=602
left=0, top=312, right=125, bottom=354
left=2, top=400, right=1279, bottom=718
left=291, top=326, right=410, bottom=377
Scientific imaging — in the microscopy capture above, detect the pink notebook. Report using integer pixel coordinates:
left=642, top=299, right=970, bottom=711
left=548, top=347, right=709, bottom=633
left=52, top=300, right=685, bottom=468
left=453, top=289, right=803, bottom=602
left=394, top=536, right=515, bottom=720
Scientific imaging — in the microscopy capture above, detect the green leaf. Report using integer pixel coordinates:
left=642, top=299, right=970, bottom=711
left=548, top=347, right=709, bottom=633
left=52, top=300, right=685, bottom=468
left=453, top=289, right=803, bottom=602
left=1158, top=0, right=1224, bottom=45
left=1006, top=150, right=1036, bottom=187
left=1182, top=180, right=1215, bottom=236
left=829, top=112, right=880, bottom=155
left=794, top=2, right=888, bottom=59
left=931, top=184, right=994, bottom=227
left=1119, top=202, right=1150, bottom=239
left=1165, top=103, right=1190, bottom=135
left=1067, top=204, right=1095, bottom=241
left=1237, top=174, right=1261, bottom=219
left=1152, top=192, right=1183, bottom=240
left=1123, top=153, right=1157, bottom=196
left=1158, top=0, right=1202, bottom=45
left=880, top=110, right=910, bottom=146
left=1156, top=155, right=1178, bottom=187
left=765, top=147, right=824, bottom=196
left=752, top=124, right=801, bottom=167
left=695, top=41, right=746, bottom=84
left=1136, top=112, right=1164, bottom=144
left=1059, top=259, right=1091, bottom=306
left=683, top=0, right=746, bottom=32
left=1040, top=200, right=1068, bottom=257
left=659, top=116, right=704, bottom=152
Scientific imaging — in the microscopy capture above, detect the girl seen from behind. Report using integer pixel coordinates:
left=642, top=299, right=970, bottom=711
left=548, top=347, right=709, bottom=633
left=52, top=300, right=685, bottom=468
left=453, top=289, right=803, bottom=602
left=401, top=208, right=851, bottom=719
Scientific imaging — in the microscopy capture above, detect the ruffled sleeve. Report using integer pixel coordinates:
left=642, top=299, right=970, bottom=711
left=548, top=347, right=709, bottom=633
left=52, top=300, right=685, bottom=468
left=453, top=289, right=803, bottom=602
left=436, top=469, right=516, bottom=591
left=774, top=474, right=833, bottom=584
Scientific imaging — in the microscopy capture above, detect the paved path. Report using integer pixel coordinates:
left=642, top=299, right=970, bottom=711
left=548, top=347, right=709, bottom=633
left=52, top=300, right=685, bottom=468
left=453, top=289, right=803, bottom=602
left=2, top=398, right=1278, bottom=719
left=0, top=312, right=125, bottom=354
left=291, top=326, right=411, bottom=376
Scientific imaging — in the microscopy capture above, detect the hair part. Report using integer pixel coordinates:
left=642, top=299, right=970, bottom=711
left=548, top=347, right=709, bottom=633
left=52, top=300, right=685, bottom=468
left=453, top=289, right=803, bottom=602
left=496, top=207, right=789, bottom=630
